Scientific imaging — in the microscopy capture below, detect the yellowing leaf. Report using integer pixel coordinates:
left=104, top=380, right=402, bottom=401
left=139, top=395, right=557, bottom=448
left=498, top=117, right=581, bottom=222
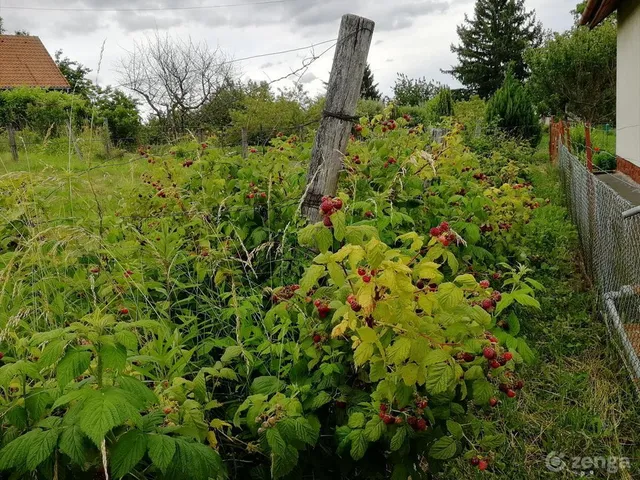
left=436, top=283, right=464, bottom=310
left=416, top=261, right=443, bottom=281
left=331, top=320, right=349, bottom=339
left=327, top=261, right=346, bottom=287
left=357, top=327, right=377, bottom=344
left=206, top=430, right=218, bottom=448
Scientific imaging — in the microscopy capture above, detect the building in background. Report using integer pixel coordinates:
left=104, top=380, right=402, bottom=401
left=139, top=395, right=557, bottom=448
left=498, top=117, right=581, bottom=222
left=581, top=0, right=640, bottom=182
left=0, top=35, right=70, bottom=90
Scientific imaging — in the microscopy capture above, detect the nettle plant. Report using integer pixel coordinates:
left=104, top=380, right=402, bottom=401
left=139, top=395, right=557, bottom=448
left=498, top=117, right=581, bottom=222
left=234, top=197, right=541, bottom=478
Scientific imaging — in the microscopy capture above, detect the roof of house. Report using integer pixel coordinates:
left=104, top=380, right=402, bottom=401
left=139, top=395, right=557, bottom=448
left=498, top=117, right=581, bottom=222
left=580, top=0, right=623, bottom=28
left=0, top=35, right=70, bottom=89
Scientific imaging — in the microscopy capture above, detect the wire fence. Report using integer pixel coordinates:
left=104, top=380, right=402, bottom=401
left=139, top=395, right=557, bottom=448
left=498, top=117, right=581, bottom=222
left=557, top=143, right=640, bottom=388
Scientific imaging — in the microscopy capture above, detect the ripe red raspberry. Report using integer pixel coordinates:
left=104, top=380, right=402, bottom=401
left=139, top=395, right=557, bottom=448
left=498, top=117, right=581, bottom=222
left=314, top=299, right=322, bottom=308
left=483, top=347, right=496, bottom=360
left=470, top=457, right=480, bottom=466
left=364, top=211, right=374, bottom=218
left=481, top=299, right=494, bottom=311
left=503, top=352, right=513, bottom=361
left=489, top=397, right=498, bottom=407
left=323, top=216, right=333, bottom=227
left=478, top=460, right=488, bottom=471
left=439, top=221, right=450, bottom=231
left=506, top=389, right=516, bottom=398
left=313, top=334, right=322, bottom=344
left=383, top=415, right=394, bottom=425
left=320, top=199, right=334, bottom=214
left=362, top=274, right=372, bottom=283
left=357, top=267, right=366, bottom=276
left=492, top=272, right=501, bottom=280
left=379, top=403, right=387, bottom=412
left=430, top=227, right=442, bottom=237
left=462, top=352, right=475, bottom=362
left=515, top=380, right=524, bottom=390
left=490, top=360, right=501, bottom=369
left=479, top=280, right=490, bottom=288
left=407, top=416, right=417, bottom=426
left=416, top=418, right=427, bottom=431
left=332, top=198, right=343, bottom=210
left=119, top=308, right=129, bottom=315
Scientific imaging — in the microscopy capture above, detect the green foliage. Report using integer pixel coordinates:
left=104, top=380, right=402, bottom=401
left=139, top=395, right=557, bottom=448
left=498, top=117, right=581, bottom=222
left=393, top=74, right=439, bottom=106
left=486, top=69, right=541, bottom=145
left=433, top=87, right=454, bottom=119
left=361, top=64, right=381, bottom=101
left=593, top=151, right=616, bottom=171
left=0, top=87, right=88, bottom=132
left=445, top=0, right=543, bottom=98
left=525, top=21, right=616, bottom=123
left=0, top=108, right=563, bottom=478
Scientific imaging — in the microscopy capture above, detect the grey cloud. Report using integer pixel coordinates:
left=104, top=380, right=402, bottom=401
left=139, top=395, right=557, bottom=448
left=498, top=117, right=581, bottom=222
left=300, top=72, right=318, bottom=84
left=113, top=12, right=184, bottom=32
left=3, top=0, right=462, bottom=35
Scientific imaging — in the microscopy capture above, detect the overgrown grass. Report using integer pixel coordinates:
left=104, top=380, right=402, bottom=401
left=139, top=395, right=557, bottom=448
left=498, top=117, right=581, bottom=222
left=442, top=140, right=640, bottom=480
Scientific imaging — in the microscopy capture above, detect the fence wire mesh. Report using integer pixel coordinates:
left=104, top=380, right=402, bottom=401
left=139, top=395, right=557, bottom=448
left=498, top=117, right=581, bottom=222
left=558, top=144, right=640, bottom=386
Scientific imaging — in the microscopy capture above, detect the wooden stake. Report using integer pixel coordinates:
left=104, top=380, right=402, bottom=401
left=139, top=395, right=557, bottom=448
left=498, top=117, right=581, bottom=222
left=67, top=119, right=83, bottom=161
left=103, top=118, right=112, bottom=159
left=241, top=127, right=248, bottom=159
left=301, top=14, right=375, bottom=222
left=7, top=124, right=18, bottom=161
left=585, top=123, right=593, bottom=173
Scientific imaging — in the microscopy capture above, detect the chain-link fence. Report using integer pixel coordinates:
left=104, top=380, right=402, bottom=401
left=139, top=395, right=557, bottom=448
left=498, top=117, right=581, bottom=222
left=558, top=144, right=640, bottom=387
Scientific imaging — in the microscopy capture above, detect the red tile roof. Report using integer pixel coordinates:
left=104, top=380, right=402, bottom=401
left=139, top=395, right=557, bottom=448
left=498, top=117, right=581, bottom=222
left=0, top=35, right=70, bottom=89
left=580, top=0, right=623, bottom=28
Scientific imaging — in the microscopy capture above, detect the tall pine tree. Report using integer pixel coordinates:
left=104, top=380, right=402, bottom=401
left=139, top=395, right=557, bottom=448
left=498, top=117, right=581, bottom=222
left=444, top=0, right=542, bottom=98
left=360, top=64, right=381, bottom=101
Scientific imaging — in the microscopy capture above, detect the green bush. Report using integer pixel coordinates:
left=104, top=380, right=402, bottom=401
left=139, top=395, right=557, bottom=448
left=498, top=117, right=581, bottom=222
left=356, top=98, right=385, bottom=119
left=593, top=151, right=616, bottom=171
left=433, top=87, right=454, bottom=119
left=486, top=70, right=541, bottom=146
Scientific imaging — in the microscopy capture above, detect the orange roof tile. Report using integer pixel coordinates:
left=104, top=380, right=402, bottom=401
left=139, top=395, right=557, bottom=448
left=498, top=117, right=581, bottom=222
left=0, top=35, right=70, bottom=89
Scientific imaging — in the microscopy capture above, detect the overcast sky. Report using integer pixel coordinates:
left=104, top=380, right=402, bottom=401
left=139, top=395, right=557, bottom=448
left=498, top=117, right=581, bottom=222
left=1, top=0, right=578, bottom=102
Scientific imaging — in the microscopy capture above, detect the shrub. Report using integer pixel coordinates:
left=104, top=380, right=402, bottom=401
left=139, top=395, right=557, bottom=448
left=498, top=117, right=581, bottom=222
left=593, top=151, right=616, bottom=171
left=433, top=87, right=454, bottom=119
left=486, top=70, right=541, bottom=146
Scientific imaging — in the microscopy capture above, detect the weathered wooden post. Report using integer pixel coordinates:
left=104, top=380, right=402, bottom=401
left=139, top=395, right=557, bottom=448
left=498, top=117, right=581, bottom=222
left=67, top=119, right=83, bottom=161
left=301, top=14, right=375, bottom=222
left=7, top=124, right=18, bottom=161
left=103, top=118, right=112, bottom=158
left=549, top=120, right=554, bottom=162
left=241, top=128, right=248, bottom=159
left=585, top=123, right=593, bottom=173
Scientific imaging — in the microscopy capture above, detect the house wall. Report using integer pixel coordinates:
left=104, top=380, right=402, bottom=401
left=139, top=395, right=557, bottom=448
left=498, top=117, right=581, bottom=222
left=617, top=1, right=640, bottom=174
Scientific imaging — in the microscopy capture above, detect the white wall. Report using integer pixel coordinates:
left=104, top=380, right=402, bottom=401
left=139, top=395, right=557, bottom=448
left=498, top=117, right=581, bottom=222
left=617, top=1, right=640, bottom=166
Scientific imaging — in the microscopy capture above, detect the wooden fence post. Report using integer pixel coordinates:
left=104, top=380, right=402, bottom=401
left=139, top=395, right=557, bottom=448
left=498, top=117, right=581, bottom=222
left=67, top=119, right=83, bottom=161
left=7, top=124, right=18, bottom=161
left=103, top=118, right=112, bottom=158
left=241, top=128, right=248, bottom=159
left=301, top=14, right=375, bottom=222
left=585, top=123, right=593, bottom=173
